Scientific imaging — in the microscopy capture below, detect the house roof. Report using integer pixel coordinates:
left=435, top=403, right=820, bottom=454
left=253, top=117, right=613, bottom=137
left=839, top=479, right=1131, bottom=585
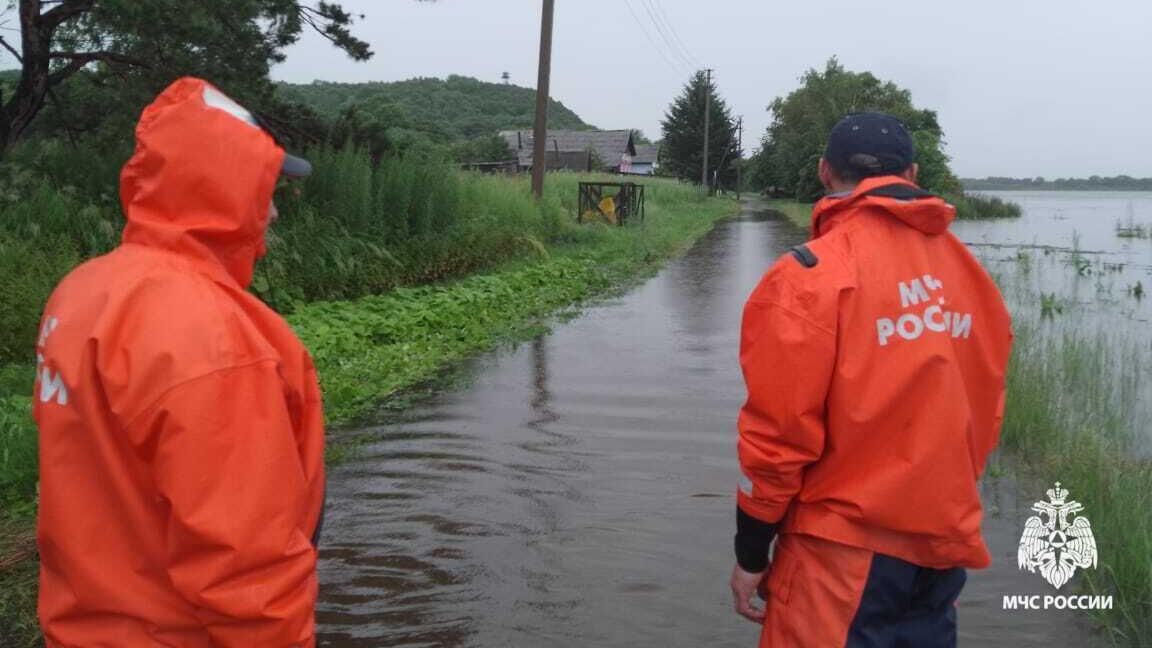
left=500, top=129, right=636, bottom=168
left=632, top=144, right=660, bottom=165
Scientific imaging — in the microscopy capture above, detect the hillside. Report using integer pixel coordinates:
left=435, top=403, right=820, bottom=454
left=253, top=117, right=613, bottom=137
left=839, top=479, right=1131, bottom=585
left=276, top=75, right=594, bottom=142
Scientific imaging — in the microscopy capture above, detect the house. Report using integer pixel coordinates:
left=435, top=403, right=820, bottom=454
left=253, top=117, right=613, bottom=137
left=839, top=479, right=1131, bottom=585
left=499, top=129, right=637, bottom=173
left=623, top=144, right=660, bottom=176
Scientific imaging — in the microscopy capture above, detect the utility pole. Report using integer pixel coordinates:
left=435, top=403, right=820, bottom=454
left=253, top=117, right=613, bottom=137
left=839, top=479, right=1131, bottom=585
left=701, top=68, right=713, bottom=192
left=531, top=0, right=555, bottom=200
left=736, top=116, right=743, bottom=200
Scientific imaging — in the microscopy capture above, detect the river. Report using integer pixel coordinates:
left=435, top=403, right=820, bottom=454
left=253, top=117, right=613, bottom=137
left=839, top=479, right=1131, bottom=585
left=316, top=196, right=1124, bottom=647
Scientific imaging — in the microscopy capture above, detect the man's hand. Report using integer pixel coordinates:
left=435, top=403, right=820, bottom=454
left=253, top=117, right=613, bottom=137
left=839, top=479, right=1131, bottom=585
left=730, top=563, right=766, bottom=623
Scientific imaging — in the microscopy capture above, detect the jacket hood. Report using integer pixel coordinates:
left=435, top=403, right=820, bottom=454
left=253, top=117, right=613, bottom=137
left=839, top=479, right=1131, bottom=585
left=810, top=175, right=956, bottom=238
left=120, top=77, right=284, bottom=288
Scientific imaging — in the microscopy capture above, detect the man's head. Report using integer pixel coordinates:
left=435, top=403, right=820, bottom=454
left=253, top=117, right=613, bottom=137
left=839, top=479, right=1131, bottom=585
left=819, top=112, right=918, bottom=193
left=120, top=77, right=312, bottom=288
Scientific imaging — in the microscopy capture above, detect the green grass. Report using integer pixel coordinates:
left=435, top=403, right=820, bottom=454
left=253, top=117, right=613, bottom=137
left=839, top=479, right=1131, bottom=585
left=294, top=177, right=732, bottom=425
left=0, top=144, right=568, bottom=362
left=0, top=363, right=37, bottom=646
left=949, top=192, right=1022, bottom=219
left=994, top=250, right=1151, bottom=646
left=763, top=198, right=811, bottom=229
left=0, top=170, right=734, bottom=644
left=999, top=325, right=1150, bottom=645
left=0, top=512, right=38, bottom=648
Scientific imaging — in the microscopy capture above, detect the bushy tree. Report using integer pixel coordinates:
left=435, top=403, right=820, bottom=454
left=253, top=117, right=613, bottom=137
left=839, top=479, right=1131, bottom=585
left=660, top=70, right=740, bottom=190
left=752, top=58, right=961, bottom=201
left=0, top=0, right=376, bottom=152
left=453, top=135, right=513, bottom=164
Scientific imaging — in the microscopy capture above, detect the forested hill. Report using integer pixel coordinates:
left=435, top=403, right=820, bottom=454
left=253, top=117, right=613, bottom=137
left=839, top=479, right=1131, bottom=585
left=276, top=75, right=594, bottom=141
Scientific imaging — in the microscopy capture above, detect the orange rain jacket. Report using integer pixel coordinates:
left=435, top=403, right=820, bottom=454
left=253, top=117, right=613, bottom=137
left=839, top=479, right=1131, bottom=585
left=34, top=78, right=325, bottom=647
left=737, top=177, right=1012, bottom=570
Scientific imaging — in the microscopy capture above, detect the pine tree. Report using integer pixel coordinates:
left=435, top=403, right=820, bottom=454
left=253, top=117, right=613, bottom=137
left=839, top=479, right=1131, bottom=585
left=659, top=71, right=740, bottom=190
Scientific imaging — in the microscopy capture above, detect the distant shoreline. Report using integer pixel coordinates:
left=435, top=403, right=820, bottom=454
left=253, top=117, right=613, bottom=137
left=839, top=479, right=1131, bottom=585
left=961, top=177, right=1152, bottom=192
left=964, top=186, right=1152, bottom=192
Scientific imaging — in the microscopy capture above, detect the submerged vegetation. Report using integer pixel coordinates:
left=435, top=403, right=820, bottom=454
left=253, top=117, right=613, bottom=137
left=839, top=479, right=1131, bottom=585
left=949, top=192, right=1022, bottom=219
left=764, top=189, right=1020, bottom=226
left=1114, top=218, right=1149, bottom=239
left=992, top=247, right=1151, bottom=646
left=1000, top=324, right=1150, bottom=644
left=1114, top=203, right=1149, bottom=239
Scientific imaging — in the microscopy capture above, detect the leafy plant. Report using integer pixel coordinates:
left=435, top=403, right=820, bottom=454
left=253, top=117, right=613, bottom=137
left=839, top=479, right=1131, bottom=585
left=751, top=58, right=961, bottom=200
left=949, top=192, right=1023, bottom=219
left=1040, top=292, right=1064, bottom=318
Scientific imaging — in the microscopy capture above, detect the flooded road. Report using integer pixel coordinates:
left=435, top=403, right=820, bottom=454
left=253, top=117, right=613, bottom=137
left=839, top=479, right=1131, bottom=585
left=317, top=200, right=1097, bottom=647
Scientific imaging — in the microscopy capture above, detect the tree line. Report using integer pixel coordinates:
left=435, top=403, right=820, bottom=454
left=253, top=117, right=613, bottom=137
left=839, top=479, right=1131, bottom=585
left=0, top=3, right=1004, bottom=211
left=962, top=176, right=1152, bottom=191
left=656, top=58, right=964, bottom=200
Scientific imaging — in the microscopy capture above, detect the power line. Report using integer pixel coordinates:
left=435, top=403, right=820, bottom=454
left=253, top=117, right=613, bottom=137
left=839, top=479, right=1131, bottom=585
left=654, top=2, right=700, bottom=68
left=643, top=0, right=701, bottom=69
left=638, top=0, right=694, bottom=70
left=622, top=0, right=685, bottom=72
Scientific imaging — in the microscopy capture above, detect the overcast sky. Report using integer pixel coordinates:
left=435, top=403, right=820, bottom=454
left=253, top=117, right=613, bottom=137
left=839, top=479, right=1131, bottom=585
left=269, top=1, right=1150, bottom=178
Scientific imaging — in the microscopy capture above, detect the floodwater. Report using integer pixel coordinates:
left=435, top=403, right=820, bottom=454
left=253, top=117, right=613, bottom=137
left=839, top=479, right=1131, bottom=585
left=954, top=190, right=1152, bottom=326
left=955, top=190, right=1152, bottom=443
left=317, top=199, right=1102, bottom=647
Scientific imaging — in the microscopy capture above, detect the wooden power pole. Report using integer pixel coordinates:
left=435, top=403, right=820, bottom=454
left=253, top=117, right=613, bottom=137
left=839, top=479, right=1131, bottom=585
left=531, top=0, right=556, bottom=200
left=701, top=68, right=713, bottom=191
left=736, top=116, right=743, bottom=200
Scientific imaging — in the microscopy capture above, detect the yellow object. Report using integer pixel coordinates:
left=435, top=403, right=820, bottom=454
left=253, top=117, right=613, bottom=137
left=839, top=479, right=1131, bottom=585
left=598, top=195, right=618, bottom=225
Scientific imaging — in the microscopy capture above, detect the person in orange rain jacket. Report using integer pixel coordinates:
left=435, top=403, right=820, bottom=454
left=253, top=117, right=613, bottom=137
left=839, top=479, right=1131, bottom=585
left=729, top=112, right=1013, bottom=648
left=34, top=77, right=325, bottom=647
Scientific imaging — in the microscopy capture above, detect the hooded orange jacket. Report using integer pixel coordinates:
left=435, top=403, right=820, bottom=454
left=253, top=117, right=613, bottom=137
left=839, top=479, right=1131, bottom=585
left=737, top=177, right=1012, bottom=569
left=34, top=78, right=325, bottom=647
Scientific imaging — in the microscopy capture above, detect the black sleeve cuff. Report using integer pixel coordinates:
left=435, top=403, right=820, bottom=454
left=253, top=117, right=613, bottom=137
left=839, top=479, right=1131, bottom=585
left=734, top=506, right=779, bottom=573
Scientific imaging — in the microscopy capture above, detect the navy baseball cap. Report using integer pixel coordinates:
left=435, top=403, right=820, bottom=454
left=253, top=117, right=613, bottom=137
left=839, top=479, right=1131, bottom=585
left=824, top=112, right=914, bottom=178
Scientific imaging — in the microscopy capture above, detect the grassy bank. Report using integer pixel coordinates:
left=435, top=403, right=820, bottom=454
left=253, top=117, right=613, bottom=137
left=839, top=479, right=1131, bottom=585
left=764, top=199, right=812, bottom=229
left=999, top=323, right=1150, bottom=645
left=0, top=143, right=577, bottom=360
left=0, top=170, right=735, bottom=644
left=295, top=179, right=735, bottom=425
left=992, top=250, right=1151, bottom=646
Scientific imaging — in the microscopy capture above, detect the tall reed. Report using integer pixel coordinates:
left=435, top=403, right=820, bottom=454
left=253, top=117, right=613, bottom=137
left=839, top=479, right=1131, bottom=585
left=995, top=252, right=1151, bottom=646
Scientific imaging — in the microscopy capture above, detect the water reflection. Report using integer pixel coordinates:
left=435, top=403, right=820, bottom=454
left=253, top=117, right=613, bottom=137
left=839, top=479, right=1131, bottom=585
left=317, top=199, right=1095, bottom=647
